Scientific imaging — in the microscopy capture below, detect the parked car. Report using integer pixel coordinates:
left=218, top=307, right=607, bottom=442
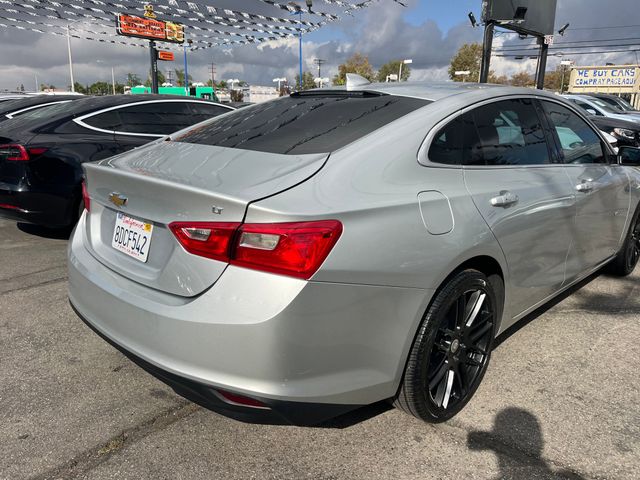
left=0, top=95, right=82, bottom=122
left=567, top=101, right=640, bottom=147
left=0, top=95, right=234, bottom=228
left=68, top=81, right=640, bottom=425
left=562, top=94, right=640, bottom=123
left=588, top=93, right=638, bottom=113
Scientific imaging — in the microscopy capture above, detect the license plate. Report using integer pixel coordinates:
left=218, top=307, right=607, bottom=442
left=111, top=212, right=153, bottom=263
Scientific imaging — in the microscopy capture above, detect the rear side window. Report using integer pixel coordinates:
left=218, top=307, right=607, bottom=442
left=541, top=101, right=607, bottom=164
left=428, top=111, right=476, bottom=165
left=117, top=102, right=195, bottom=135
left=176, top=93, right=430, bottom=154
left=429, top=98, right=550, bottom=166
left=188, top=103, right=232, bottom=123
left=83, top=110, right=122, bottom=131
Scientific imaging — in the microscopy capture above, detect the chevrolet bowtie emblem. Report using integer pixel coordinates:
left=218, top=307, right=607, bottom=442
left=108, top=192, right=128, bottom=208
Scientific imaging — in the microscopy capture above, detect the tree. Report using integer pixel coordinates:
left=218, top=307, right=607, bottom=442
left=542, top=66, right=572, bottom=92
left=333, top=53, right=375, bottom=85
left=230, top=90, right=244, bottom=102
left=510, top=71, right=533, bottom=87
left=488, top=72, right=508, bottom=84
left=145, top=69, right=166, bottom=87
left=448, top=43, right=482, bottom=82
left=295, top=71, right=316, bottom=90
left=126, top=73, right=142, bottom=87
left=377, top=60, right=411, bottom=82
left=88, top=81, right=110, bottom=95
left=73, top=82, right=88, bottom=94
left=174, top=68, right=193, bottom=87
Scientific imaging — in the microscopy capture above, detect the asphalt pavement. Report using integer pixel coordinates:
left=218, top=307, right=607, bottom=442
left=0, top=217, right=638, bottom=480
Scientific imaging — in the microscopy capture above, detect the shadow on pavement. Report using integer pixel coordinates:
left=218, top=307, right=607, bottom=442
left=467, top=407, right=586, bottom=480
left=17, top=222, right=72, bottom=240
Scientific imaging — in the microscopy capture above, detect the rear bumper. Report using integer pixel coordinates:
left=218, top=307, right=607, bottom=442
left=71, top=301, right=357, bottom=425
left=68, top=214, right=431, bottom=419
left=0, top=183, right=76, bottom=226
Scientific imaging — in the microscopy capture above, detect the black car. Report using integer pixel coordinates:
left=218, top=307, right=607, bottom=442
left=0, top=95, right=234, bottom=228
left=570, top=103, right=640, bottom=147
left=0, top=95, right=83, bottom=122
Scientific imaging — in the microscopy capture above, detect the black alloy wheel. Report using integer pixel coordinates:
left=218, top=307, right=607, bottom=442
left=395, top=269, right=498, bottom=423
left=609, top=208, right=640, bottom=276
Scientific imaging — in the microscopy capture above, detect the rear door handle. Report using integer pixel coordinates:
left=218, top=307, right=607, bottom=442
left=490, top=191, right=519, bottom=207
left=575, top=181, right=594, bottom=193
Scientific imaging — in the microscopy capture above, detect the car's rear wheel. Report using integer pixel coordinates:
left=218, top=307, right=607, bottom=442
left=395, top=269, right=497, bottom=423
left=609, top=208, right=640, bottom=276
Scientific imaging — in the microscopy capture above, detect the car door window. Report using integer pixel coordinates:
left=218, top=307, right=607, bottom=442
left=468, top=98, right=550, bottom=166
left=188, top=103, right=232, bottom=123
left=541, top=101, right=607, bottom=164
left=117, top=102, right=194, bottom=135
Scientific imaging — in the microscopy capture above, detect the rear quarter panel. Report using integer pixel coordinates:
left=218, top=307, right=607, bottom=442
left=245, top=99, right=510, bottom=323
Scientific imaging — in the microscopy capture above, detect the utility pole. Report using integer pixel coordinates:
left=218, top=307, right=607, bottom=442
left=149, top=40, right=159, bottom=94
left=210, top=63, right=216, bottom=86
left=314, top=58, right=326, bottom=78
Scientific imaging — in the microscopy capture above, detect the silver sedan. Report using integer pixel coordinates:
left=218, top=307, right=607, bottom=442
left=68, top=80, right=640, bottom=424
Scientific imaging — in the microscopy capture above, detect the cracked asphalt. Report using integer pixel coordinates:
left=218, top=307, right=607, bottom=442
left=1, top=217, right=638, bottom=480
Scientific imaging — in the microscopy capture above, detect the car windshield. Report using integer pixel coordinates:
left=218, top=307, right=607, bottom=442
left=589, top=98, right=619, bottom=114
left=175, top=92, right=431, bottom=155
left=615, top=97, right=636, bottom=111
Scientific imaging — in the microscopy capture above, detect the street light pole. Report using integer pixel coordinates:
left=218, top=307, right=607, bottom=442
left=290, top=1, right=312, bottom=90
left=398, top=59, right=412, bottom=82
left=298, top=10, right=303, bottom=90
left=66, top=24, right=75, bottom=92
left=111, top=67, right=116, bottom=95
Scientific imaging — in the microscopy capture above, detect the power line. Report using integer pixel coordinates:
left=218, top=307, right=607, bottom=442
left=495, top=48, right=640, bottom=58
left=495, top=37, right=640, bottom=52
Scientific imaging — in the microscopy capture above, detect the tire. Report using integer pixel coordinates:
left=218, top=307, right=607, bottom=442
left=394, top=269, right=498, bottom=423
left=608, top=207, right=640, bottom=277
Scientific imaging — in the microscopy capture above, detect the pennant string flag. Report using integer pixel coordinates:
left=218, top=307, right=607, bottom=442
left=0, top=0, right=405, bottom=50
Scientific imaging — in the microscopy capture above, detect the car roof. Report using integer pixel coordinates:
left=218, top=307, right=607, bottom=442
left=319, top=81, right=563, bottom=102
left=0, top=94, right=229, bottom=134
left=0, top=95, right=82, bottom=115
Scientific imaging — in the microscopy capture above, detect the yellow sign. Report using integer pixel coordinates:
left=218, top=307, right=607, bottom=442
left=143, top=5, right=156, bottom=19
left=165, top=21, right=185, bottom=43
left=569, top=65, right=640, bottom=93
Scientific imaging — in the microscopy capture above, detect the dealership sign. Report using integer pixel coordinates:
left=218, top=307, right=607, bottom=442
left=116, top=13, right=184, bottom=44
left=157, top=51, right=175, bottom=61
left=569, top=66, right=640, bottom=93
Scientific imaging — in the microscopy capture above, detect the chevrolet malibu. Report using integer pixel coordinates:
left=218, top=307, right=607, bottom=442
left=68, top=80, right=640, bottom=425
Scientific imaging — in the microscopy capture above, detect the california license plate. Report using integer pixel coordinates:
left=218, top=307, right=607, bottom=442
left=111, top=212, right=153, bottom=263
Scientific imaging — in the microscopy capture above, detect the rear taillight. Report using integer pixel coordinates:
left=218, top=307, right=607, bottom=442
left=81, top=180, right=91, bottom=213
left=168, top=220, right=342, bottom=280
left=0, top=144, right=48, bottom=162
left=0, top=144, right=29, bottom=161
left=169, top=222, right=240, bottom=262
left=232, top=221, right=343, bottom=279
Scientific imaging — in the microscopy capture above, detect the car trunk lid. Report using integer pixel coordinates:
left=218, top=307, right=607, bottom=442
left=83, top=141, right=328, bottom=297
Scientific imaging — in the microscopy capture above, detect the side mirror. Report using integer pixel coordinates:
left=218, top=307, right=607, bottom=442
left=618, top=146, right=640, bottom=165
left=586, top=108, right=597, bottom=116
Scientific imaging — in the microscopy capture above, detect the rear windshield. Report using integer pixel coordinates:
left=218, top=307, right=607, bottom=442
left=175, top=93, right=430, bottom=154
